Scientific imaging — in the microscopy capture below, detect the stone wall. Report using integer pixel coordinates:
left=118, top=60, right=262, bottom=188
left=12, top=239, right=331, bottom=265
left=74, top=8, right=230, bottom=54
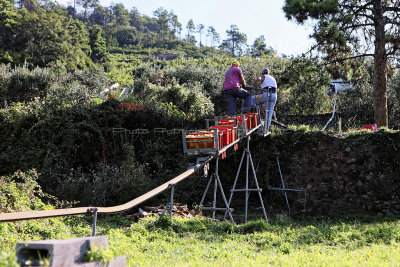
left=248, top=130, right=400, bottom=216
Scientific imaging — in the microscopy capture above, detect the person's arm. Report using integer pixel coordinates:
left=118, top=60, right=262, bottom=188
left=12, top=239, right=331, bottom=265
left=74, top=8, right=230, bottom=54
left=240, top=75, right=248, bottom=89
left=251, top=75, right=265, bottom=87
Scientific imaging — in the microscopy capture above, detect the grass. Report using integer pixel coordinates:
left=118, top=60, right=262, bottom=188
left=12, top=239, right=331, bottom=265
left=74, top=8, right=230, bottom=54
left=1, top=213, right=400, bottom=266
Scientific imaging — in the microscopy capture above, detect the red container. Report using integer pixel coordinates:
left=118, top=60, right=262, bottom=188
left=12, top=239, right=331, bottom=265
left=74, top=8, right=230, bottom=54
left=250, top=113, right=258, bottom=127
left=208, top=126, right=232, bottom=146
left=186, top=130, right=224, bottom=150
left=227, top=115, right=243, bottom=124
left=217, top=131, right=224, bottom=150
left=245, top=113, right=258, bottom=130
left=361, top=124, right=378, bottom=132
left=218, top=116, right=246, bottom=127
left=245, top=114, right=252, bottom=130
left=120, top=103, right=144, bottom=111
left=219, top=125, right=237, bottom=142
left=218, top=119, right=236, bottom=126
left=186, top=132, right=215, bottom=149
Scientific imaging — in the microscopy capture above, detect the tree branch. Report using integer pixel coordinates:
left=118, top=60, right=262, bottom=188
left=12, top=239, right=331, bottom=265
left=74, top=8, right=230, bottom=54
left=384, top=20, right=400, bottom=26
left=341, top=23, right=374, bottom=30
left=387, top=50, right=395, bottom=56
left=384, top=6, right=400, bottom=13
left=320, top=54, right=374, bottom=67
left=356, top=13, right=375, bottom=21
left=338, top=2, right=375, bottom=21
left=338, top=1, right=374, bottom=15
left=278, top=43, right=320, bottom=76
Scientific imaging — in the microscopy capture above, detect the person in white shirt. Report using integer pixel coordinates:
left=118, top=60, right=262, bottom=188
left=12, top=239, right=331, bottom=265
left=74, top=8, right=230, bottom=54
left=250, top=68, right=277, bottom=131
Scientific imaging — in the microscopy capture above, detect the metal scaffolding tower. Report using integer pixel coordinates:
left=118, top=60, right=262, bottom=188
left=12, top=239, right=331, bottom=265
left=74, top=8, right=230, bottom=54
left=199, top=156, right=235, bottom=225
left=224, top=136, right=268, bottom=223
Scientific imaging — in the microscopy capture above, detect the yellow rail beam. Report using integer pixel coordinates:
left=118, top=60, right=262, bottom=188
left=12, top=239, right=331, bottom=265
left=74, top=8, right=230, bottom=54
left=0, top=158, right=212, bottom=222
left=0, top=124, right=263, bottom=222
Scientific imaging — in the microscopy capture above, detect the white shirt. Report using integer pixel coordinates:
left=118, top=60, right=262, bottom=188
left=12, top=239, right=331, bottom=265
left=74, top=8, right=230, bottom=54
left=261, top=75, right=277, bottom=89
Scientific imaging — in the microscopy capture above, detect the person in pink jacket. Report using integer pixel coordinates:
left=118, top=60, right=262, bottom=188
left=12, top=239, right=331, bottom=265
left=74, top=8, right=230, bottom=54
left=223, top=60, right=251, bottom=116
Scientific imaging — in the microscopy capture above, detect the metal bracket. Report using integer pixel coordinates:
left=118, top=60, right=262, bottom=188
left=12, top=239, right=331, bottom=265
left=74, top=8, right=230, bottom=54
left=89, top=208, right=98, bottom=236
left=188, top=156, right=211, bottom=177
left=156, top=184, right=175, bottom=223
left=268, top=155, right=302, bottom=213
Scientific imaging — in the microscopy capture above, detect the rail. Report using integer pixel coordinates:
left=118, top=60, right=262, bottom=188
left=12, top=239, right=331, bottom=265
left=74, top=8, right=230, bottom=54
left=0, top=157, right=213, bottom=222
left=0, top=124, right=262, bottom=222
left=0, top=88, right=275, bottom=225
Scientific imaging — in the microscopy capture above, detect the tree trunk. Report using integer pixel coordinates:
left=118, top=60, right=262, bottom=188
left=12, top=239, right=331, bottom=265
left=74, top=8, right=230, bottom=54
left=73, top=0, right=76, bottom=19
left=373, top=0, right=388, bottom=128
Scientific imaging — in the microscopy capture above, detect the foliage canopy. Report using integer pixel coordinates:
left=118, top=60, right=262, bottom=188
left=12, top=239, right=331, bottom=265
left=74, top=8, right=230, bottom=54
left=283, top=0, right=400, bottom=127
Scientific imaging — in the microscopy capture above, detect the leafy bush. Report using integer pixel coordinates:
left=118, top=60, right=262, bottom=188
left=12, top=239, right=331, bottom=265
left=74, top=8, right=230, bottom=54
left=338, top=62, right=400, bottom=129
left=0, top=64, right=54, bottom=107
left=387, top=72, right=400, bottom=129
left=278, top=59, right=331, bottom=115
left=0, top=96, right=189, bottom=205
left=0, top=99, right=124, bottom=175
left=0, top=64, right=110, bottom=108
left=0, top=170, right=53, bottom=213
left=84, top=247, right=115, bottom=263
left=130, top=63, right=216, bottom=119
left=40, top=147, right=154, bottom=206
left=0, top=251, right=19, bottom=267
left=0, top=64, right=11, bottom=108
left=340, top=79, right=374, bottom=128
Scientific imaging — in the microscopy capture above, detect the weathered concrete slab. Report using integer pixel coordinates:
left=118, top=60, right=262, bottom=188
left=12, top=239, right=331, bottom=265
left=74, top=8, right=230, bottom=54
left=16, top=236, right=126, bottom=267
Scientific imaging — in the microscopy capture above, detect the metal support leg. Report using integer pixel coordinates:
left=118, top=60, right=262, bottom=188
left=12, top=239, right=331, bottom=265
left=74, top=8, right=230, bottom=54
left=246, top=162, right=259, bottom=203
left=249, top=152, right=268, bottom=222
left=91, top=208, right=98, bottom=236
left=245, top=137, right=250, bottom=222
left=215, top=172, right=235, bottom=225
left=223, top=148, right=246, bottom=220
left=156, top=184, right=175, bottom=223
left=277, top=157, right=290, bottom=213
left=323, top=86, right=338, bottom=131
left=225, top=136, right=268, bottom=223
left=199, top=157, right=235, bottom=225
left=169, top=184, right=175, bottom=217
left=212, top=174, right=217, bottom=222
left=199, top=175, right=213, bottom=208
left=268, top=151, right=302, bottom=213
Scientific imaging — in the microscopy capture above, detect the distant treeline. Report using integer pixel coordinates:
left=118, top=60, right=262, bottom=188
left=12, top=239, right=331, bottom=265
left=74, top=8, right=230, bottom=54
left=0, top=0, right=276, bottom=70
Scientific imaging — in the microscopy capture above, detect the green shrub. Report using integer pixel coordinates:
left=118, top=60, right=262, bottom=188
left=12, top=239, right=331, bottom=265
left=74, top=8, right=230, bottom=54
left=0, top=99, right=124, bottom=175
left=339, top=63, right=400, bottom=129
left=41, top=150, right=154, bottom=206
left=0, top=64, right=53, bottom=107
left=0, top=251, right=19, bottom=267
left=84, top=247, right=115, bottom=263
left=0, top=170, right=53, bottom=213
left=0, top=64, right=11, bottom=108
left=340, top=76, right=374, bottom=128
left=0, top=64, right=110, bottom=109
left=278, top=59, right=331, bottom=115
left=387, top=72, right=400, bottom=129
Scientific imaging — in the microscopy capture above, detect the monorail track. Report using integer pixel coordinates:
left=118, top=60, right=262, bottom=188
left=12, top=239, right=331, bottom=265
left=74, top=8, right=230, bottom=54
left=0, top=124, right=262, bottom=223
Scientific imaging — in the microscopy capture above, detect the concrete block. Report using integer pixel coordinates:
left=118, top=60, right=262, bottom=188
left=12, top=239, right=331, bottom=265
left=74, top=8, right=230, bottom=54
left=16, top=236, right=126, bottom=267
left=74, top=256, right=127, bottom=267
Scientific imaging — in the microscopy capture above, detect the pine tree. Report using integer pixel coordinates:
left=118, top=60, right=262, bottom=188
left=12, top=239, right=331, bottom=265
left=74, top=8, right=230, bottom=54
left=283, top=0, right=400, bottom=127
